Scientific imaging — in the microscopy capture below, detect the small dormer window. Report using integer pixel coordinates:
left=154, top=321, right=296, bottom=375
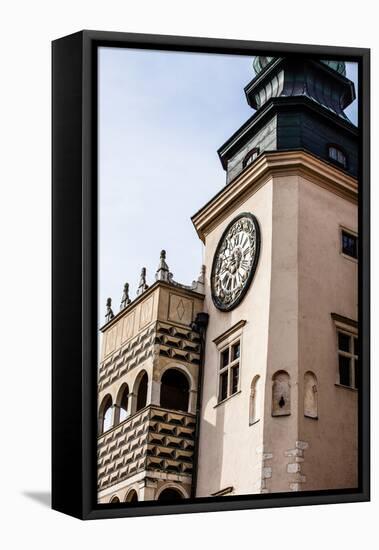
left=243, top=147, right=260, bottom=168
left=328, top=145, right=347, bottom=168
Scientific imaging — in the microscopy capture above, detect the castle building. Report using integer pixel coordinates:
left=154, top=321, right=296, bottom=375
left=97, top=56, right=358, bottom=503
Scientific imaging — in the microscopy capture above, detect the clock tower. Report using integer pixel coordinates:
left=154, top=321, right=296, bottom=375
left=192, top=57, right=358, bottom=495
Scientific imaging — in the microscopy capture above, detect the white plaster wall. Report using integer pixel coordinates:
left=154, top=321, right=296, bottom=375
left=196, top=179, right=273, bottom=496
left=297, top=176, right=358, bottom=490
left=196, top=171, right=358, bottom=496
left=262, top=175, right=300, bottom=492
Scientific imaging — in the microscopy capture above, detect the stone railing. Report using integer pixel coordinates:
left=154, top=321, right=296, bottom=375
left=97, top=405, right=196, bottom=491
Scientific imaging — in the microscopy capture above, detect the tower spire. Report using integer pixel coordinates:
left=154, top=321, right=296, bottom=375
left=120, top=282, right=131, bottom=310
left=105, top=297, right=114, bottom=322
left=155, top=249, right=173, bottom=283
left=136, top=267, right=149, bottom=296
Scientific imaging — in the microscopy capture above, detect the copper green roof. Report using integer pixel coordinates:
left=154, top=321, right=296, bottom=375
left=253, top=56, right=346, bottom=76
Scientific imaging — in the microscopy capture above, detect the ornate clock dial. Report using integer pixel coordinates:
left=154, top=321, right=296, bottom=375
left=211, top=213, right=260, bottom=311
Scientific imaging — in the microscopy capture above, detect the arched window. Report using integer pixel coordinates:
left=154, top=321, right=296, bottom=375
left=242, top=147, right=260, bottom=168
left=160, top=368, right=190, bottom=412
left=249, top=375, right=261, bottom=425
left=304, top=371, right=318, bottom=418
left=109, top=495, right=120, bottom=503
left=116, top=383, right=129, bottom=423
left=272, top=370, right=291, bottom=416
left=328, top=145, right=347, bottom=168
left=99, top=394, right=113, bottom=433
left=136, top=371, right=148, bottom=412
left=125, top=489, right=138, bottom=503
left=158, top=488, right=184, bottom=501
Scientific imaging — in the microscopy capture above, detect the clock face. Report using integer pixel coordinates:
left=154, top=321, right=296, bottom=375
left=211, top=213, right=260, bottom=311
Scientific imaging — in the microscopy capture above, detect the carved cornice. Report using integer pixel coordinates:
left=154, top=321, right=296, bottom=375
left=331, top=313, right=358, bottom=329
left=191, top=150, right=358, bottom=243
left=101, top=279, right=205, bottom=333
left=213, top=320, right=247, bottom=346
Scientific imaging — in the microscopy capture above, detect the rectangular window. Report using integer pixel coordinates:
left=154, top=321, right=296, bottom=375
left=220, top=371, right=228, bottom=401
left=218, top=339, right=240, bottom=402
left=341, top=229, right=358, bottom=259
left=231, top=364, right=239, bottom=394
left=328, top=145, right=347, bottom=168
left=337, top=330, right=358, bottom=389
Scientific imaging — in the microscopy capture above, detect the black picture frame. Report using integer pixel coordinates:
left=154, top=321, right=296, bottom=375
left=52, top=30, right=370, bottom=520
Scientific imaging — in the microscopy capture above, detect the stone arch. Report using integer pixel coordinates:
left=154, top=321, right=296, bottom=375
left=132, top=369, right=149, bottom=414
left=272, top=370, right=291, bottom=416
left=156, top=483, right=188, bottom=501
left=160, top=367, right=190, bottom=412
left=114, top=382, right=130, bottom=424
left=99, top=394, right=113, bottom=433
left=304, top=371, right=318, bottom=419
left=249, top=374, right=261, bottom=425
left=109, top=495, right=120, bottom=503
left=125, top=488, right=139, bottom=503
left=159, top=362, right=196, bottom=391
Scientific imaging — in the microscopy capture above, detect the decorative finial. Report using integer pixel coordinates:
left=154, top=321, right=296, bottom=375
left=155, top=249, right=173, bottom=282
left=136, top=267, right=149, bottom=296
left=191, top=264, right=206, bottom=293
left=120, top=282, right=131, bottom=310
left=198, top=264, right=206, bottom=284
left=105, top=297, right=114, bottom=322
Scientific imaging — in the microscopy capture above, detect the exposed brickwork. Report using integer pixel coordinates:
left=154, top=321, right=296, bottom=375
left=285, top=440, right=309, bottom=491
left=256, top=446, right=273, bottom=493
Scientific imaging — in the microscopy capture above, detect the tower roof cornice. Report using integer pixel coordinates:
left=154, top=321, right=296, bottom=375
left=192, top=150, right=358, bottom=243
left=217, top=95, right=358, bottom=171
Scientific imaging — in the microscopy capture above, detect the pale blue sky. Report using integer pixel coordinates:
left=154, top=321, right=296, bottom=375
left=98, top=47, right=358, bottom=322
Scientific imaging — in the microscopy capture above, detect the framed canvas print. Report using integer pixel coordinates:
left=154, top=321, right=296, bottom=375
left=52, top=30, right=370, bottom=520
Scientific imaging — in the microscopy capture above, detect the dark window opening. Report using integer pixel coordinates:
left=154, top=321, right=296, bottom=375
left=338, top=331, right=351, bottom=352
left=136, top=372, right=148, bottom=412
left=126, top=490, right=138, bottom=503
left=339, top=356, right=351, bottom=386
left=221, top=349, right=229, bottom=368
left=119, top=384, right=129, bottom=422
left=160, top=369, right=189, bottom=412
left=243, top=147, right=260, bottom=168
left=341, top=230, right=358, bottom=259
left=158, top=488, right=184, bottom=501
left=231, top=365, right=239, bottom=395
left=232, top=342, right=240, bottom=361
left=220, top=371, right=228, bottom=401
left=328, top=145, right=347, bottom=168
left=337, top=330, right=358, bottom=389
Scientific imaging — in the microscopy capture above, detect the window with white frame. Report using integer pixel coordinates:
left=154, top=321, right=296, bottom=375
left=218, top=340, right=241, bottom=402
left=214, top=320, right=246, bottom=404
left=337, top=329, right=358, bottom=389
